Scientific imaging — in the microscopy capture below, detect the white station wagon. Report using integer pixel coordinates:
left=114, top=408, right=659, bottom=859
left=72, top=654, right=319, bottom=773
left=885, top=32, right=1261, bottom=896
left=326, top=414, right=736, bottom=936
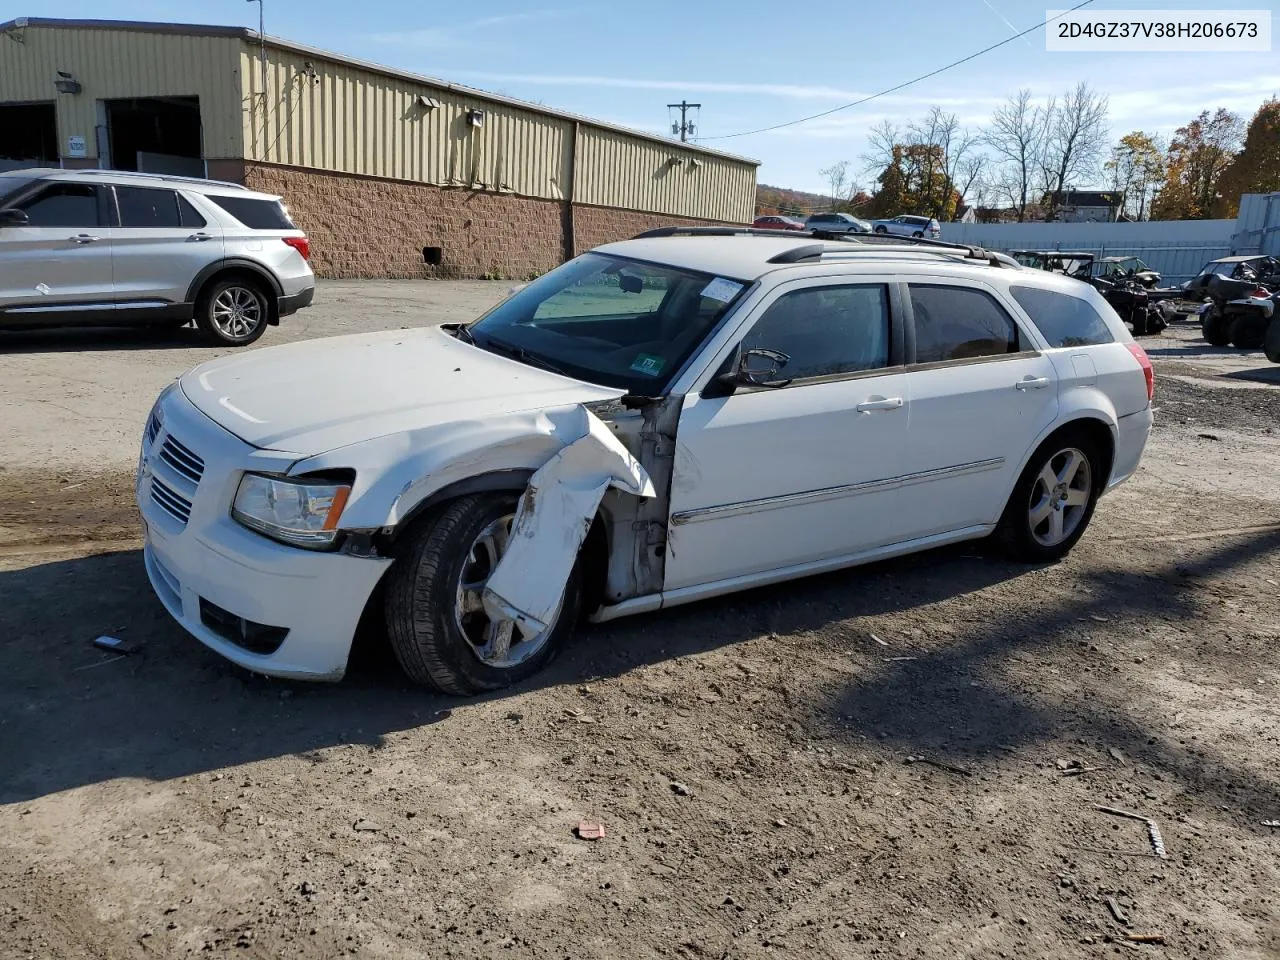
left=137, top=229, right=1154, bottom=695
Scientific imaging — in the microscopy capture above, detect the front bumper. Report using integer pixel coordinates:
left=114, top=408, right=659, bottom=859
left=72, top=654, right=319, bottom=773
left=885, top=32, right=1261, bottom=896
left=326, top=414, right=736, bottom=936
left=137, top=386, right=390, bottom=681
left=1107, top=405, right=1153, bottom=491
left=278, top=285, right=315, bottom=318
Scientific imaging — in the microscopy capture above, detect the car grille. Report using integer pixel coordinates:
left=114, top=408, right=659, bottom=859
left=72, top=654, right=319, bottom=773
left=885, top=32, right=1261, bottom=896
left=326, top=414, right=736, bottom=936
left=159, top=435, right=205, bottom=485
left=151, top=478, right=193, bottom=525
left=145, top=412, right=161, bottom=445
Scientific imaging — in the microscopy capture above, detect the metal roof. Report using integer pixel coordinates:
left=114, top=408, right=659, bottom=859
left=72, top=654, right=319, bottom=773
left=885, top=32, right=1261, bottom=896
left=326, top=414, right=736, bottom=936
left=1, top=17, right=759, bottom=167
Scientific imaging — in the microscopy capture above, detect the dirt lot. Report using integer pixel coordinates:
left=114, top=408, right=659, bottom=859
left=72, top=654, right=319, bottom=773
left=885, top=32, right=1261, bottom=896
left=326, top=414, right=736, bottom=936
left=2, top=291, right=1278, bottom=960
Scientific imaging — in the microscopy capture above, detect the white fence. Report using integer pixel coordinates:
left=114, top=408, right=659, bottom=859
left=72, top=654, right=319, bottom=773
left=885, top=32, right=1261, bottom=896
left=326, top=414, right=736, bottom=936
left=941, top=192, right=1280, bottom=283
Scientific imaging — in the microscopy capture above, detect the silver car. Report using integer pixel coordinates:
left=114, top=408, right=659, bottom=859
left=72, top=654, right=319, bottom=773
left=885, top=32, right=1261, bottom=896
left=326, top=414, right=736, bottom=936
left=870, top=214, right=941, bottom=239
left=0, top=168, right=314, bottom=346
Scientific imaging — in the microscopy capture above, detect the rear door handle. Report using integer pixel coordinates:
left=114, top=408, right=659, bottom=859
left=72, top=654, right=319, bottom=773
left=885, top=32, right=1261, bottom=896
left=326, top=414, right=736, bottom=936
left=1015, top=376, right=1051, bottom=391
left=69, top=234, right=101, bottom=244
left=188, top=232, right=213, bottom=242
left=855, top=397, right=904, bottom=413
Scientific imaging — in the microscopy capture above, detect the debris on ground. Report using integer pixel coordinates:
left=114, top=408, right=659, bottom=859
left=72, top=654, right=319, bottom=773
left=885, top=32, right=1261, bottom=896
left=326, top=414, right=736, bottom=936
left=1108, top=747, right=1129, bottom=766
left=869, top=634, right=889, bottom=647
left=1125, top=933, right=1166, bottom=944
left=92, top=635, right=140, bottom=655
left=1095, top=805, right=1166, bottom=858
left=1106, top=896, right=1130, bottom=925
left=669, top=781, right=692, bottom=796
left=905, top=756, right=972, bottom=777
left=575, top=821, right=606, bottom=840
left=352, top=820, right=382, bottom=833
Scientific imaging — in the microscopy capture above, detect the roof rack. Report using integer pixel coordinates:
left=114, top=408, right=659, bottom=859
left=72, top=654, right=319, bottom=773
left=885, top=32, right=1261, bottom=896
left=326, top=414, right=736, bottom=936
left=632, top=225, right=1019, bottom=268
left=58, top=169, right=248, bottom=190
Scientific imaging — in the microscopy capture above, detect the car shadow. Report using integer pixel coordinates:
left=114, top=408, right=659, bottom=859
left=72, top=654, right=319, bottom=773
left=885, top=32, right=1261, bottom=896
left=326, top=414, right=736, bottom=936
left=0, top=324, right=207, bottom=354
left=3, top=528, right=1278, bottom=822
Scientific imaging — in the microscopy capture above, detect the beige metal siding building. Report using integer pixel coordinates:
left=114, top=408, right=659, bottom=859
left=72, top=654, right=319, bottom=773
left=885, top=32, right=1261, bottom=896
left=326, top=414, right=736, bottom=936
left=0, top=17, right=758, bottom=278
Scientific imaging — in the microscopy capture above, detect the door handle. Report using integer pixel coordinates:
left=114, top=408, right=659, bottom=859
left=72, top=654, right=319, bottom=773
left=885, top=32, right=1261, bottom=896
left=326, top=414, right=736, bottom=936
left=1015, top=376, right=1051, bottom=391
left=855, top=397, right=904, bottom=413
left=188, top=232, right=213, bottom=242
left=69, top=234, right=101, bottom=244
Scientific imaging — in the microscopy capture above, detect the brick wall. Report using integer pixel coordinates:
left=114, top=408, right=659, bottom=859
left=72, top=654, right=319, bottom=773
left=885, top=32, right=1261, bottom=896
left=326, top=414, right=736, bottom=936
left=571, top=205, right=738, bottom=255
left=226, top=162, right=742, bottom=280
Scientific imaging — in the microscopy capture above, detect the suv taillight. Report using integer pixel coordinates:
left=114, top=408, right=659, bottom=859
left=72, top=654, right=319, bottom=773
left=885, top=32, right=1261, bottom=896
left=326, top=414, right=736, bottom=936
left=283, top=236, right=310, bottom=260
left=1126, top=342, right=1154, bottom=402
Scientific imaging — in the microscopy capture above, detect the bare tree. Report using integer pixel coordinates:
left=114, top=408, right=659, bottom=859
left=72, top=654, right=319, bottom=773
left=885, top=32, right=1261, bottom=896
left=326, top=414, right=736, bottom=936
left=985, top=89, right=1051, bottom=221
left=860, top=119, right=900, bottom=178
left=819, top=160, right=850, bottom=211
left=954, top=154, right=987, bottom=208
left=1042, top=82, right=1111, bottom=214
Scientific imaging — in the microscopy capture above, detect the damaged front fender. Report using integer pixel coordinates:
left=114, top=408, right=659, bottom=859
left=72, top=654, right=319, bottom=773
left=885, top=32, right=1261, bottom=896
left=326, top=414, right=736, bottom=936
left=482, top=406, right=656, bottom=635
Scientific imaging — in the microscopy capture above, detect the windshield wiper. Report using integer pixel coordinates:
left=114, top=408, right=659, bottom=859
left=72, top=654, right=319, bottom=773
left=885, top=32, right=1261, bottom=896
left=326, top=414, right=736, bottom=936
left=479, top=335, right=569, bottom=376
left=450, top=323, right=477, bottom=344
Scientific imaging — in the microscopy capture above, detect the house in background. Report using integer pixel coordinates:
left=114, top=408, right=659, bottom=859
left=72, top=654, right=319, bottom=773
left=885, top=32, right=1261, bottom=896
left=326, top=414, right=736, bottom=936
left=1049, top=190, right=1122, bottom=222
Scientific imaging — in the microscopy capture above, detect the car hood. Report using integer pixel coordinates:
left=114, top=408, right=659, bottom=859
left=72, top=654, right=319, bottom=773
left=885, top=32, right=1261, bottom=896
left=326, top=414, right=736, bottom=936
left=180, top=327, right=624, bottom=455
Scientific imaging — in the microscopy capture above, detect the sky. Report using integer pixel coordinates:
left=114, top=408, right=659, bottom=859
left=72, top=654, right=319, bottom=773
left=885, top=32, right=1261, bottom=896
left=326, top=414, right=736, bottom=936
left=30, top=0, right=1280, bottom=193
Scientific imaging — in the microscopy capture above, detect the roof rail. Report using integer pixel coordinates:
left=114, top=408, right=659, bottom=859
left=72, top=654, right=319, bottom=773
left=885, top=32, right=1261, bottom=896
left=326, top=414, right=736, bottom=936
left=632, top=225, right=1019, bottom=268
left=60, top=169, right=248, bottom=190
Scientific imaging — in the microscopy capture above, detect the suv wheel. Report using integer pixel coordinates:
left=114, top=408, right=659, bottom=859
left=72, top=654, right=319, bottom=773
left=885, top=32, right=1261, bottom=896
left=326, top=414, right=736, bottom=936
left=196, top=278, right=270, bottom=347
left=995, top=430, right=1102, bottom=563
left=912, top=230, right=924, bottom=238
left=873, top=225, right=888, bottom=234
left=384, top=494, right=582, bottom=695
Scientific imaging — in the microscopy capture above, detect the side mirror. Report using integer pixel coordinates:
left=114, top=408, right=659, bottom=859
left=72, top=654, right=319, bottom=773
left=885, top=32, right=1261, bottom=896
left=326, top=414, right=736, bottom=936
left=708, top=347, right=792, bottom=396
left=0, top=208, right=29, bottom=226
left=619, top=273, right=643, bottom=294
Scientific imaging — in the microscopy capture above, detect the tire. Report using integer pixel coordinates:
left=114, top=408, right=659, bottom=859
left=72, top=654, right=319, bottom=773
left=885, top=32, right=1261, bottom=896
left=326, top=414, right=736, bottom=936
left=195, top=277, right=270, bottom=347
left=1228, top=312, right=1268, bottom=350
left=1264, top=319, right=1280, bottom=363
left=1130, top=308, right=1149, bottom=336
left=912, top=230, right=924, bottom=238
left=873, top=226, right=888, bottom=234
left=1201, top=310, right=1231, bottom=346
left=995, top=430, right=1103, bottom=563
left=384, top=494, right=582, bottom=695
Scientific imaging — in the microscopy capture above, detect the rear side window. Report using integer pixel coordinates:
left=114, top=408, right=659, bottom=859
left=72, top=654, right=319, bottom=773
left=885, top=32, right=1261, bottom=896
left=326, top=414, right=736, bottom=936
left=744, top=284, right=891, bottom=380
left=116, top=186, right=182, bottom=228
left=177, top=195, right=207, bottom=228
left=1009, top=285, right=1115, bottom=348
left=207, top=195, right=295, bottom=229
left=909, top=284, right=1021, bottom=363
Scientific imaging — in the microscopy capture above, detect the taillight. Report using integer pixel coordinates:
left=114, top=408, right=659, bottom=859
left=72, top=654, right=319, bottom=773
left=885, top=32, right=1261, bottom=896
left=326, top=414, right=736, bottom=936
left=1126, top=342, right=1154, bottom=402
left=283, top=236, right=310, bottom=260
left=1252, top=288, right=1270, bottom=299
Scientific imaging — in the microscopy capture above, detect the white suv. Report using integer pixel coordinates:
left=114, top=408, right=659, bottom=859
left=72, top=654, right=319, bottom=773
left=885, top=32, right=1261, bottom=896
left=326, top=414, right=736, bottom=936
left=0, top=169, right=314, bottom=345
left=137, top=229, right=1154, bottom=694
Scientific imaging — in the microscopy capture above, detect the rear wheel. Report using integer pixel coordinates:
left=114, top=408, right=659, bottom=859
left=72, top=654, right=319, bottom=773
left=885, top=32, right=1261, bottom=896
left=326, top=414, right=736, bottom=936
left=1201, top=310, right=1231, bottom=346
left=873, top=226, right=888, bottom=234
left=1264, top=319, right=1280, bottom=363
left=1228, top=312, right=1268, bottom=349
left=912, top=230, right=924, bottom=238
left=384, top=494, right=582, bottom=695
left=195, top=277, right=270, bottom=347
left=995, top=431, right=1102, bottom=563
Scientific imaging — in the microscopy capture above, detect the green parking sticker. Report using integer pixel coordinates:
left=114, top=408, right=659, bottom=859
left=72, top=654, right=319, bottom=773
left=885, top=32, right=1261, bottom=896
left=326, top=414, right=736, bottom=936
left=630, top=353, right=665, bottom=376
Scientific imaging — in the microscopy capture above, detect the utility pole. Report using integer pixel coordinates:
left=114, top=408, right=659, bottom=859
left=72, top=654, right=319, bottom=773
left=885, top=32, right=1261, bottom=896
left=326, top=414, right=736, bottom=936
left=246, top=0, right=268, bottom=158
left=667, top=100, right=701, bottom=142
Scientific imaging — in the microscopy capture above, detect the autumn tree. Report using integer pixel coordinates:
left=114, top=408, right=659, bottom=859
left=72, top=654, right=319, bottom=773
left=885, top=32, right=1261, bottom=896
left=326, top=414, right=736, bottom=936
left=1104, top=131, right=1165, bottom=219
left=860, top=109, right=978, bottom=219
left=1212, top=98, right=1280, bottom=217
left=1151, top=108, right=1244, bottom=219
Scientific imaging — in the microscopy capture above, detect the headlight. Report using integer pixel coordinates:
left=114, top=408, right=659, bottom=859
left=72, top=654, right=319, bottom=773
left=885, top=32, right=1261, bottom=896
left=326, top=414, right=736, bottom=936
left=232, top=473, right=352, bottom=550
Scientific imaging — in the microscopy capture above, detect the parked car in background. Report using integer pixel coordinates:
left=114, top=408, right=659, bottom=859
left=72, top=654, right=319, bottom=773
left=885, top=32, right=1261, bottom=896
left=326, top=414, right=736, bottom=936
left=1183, top=255, right=1280, bottom=301
left=1094, top=256, right=1160, bottom=288
left=804, top=212, right=872, bottom=236
left=871, top=214, right=941, bottom=239
left=0, top=168, right=314, bottom=346
left=752, top=215, right=805, bottom=231
left=137, top=226, right=1153, bottom=695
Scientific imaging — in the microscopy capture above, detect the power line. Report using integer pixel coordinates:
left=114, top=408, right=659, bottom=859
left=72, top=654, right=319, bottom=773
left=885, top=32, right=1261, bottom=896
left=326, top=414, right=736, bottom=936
left=698, top=0, right=1095, bottom=141
left=667, top=100, right=701, bottom=142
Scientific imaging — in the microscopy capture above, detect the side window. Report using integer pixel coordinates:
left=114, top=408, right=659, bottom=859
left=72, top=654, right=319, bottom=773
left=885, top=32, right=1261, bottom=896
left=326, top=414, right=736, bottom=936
left=177, top=195, right=207, bottom=228
left=1008, top=285, right=1114, bottom=348
left=116, top=186, right=182, bottom=228
left=909, top=284, right=1021, bottom=363
left=207, top=195, right=295, bottom=229
left=19, top=184, right=100, bottom=227
left=743, top=284, right=891, bottom=381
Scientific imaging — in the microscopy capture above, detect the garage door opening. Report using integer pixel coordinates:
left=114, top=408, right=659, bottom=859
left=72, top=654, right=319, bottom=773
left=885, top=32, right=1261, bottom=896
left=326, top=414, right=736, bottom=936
left=104, top=96, right=204, bottom=176
left=0, top=102, right=57, bottom=171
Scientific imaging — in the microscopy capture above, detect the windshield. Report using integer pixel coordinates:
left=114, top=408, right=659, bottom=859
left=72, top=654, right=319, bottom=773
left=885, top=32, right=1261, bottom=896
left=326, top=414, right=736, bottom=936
left=466, top=252, right=749, bottom=394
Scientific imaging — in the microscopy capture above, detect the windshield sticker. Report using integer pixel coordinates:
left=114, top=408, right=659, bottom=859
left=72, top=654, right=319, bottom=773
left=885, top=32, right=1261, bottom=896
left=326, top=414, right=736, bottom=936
left=700, top=277, right=744, bottom=304
left=630, top=354, right=666, bottom=376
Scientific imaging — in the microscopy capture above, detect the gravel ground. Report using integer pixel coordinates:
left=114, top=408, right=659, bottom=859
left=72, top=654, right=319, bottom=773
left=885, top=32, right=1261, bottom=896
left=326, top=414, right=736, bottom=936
left=1, top=296, right=1278, bottom=960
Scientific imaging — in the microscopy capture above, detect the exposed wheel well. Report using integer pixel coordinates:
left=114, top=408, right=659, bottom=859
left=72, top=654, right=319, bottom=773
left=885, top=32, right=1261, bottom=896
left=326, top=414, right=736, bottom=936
left=1041, top=418, right=1115, bottom=487
left=195, top=270, right=280, bottom=325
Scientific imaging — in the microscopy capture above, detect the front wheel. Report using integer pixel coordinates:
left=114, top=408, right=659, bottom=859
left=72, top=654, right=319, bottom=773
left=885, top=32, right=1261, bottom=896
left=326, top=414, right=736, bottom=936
left=995, top=432, right=1102, bottom=563
left=1265, top=319, right=1280, bottom=363
left=1228, top=312, right=1268, bottom=349
left=873, top=226, right=888, bottom=234
left=384, top=494, right=582, bottom=695
left=1201, top=309, right=1231, bottom=346
left=195, top=278, right=270, bottom=347
left=912, top=230, right=924, bottom=238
